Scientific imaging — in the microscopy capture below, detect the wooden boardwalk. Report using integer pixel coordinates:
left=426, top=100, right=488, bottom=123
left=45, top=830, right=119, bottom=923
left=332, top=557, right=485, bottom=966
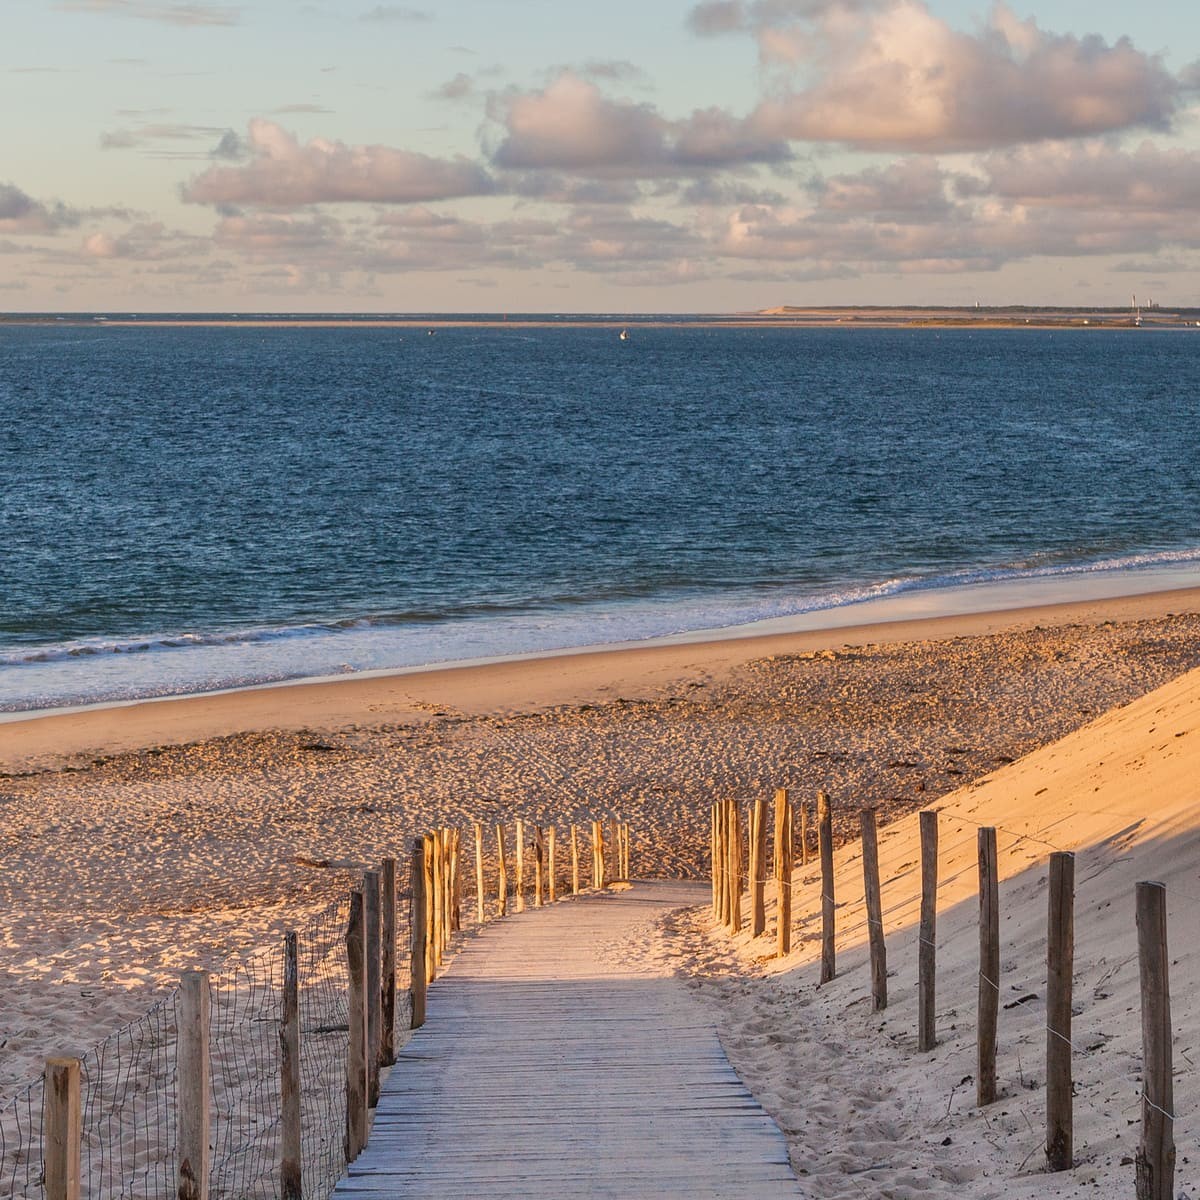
left=335, top=880, right=802, bottom=1198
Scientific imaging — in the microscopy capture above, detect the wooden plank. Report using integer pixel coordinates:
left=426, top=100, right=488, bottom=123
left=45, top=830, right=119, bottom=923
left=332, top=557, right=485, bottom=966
left=515, top=819, right=526, bottom=912
left=380, top=859, right=397, bottom=1067
left=496, top=824, right=508, bottom=918
left=363, top=870, right=382, bottom=1107
left=474, top=822, right=486, bottom=924
left=334, top=882, right=801, bottom=1198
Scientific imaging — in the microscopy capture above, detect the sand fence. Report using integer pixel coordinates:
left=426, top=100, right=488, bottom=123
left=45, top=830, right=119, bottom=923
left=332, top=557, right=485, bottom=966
left=1, top=815, right=630, bottom=1200
left=711, top=789, right=1177, bottom=1200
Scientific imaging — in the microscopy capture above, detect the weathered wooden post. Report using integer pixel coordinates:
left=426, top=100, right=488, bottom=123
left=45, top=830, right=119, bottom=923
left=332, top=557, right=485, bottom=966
left=410, top=839, right=428, bottom=1030
left=450, top=827, right=462, bottom=934
left=1046, top=851, right=1075, bottom=1172
left=750, top=797, right=767, bottom=937
left=280, top=932, right=302, bottom=1199
left=622, top=822, right=631, bottom=879
left=496, top=824, right=508, bottom=917
left=728, top=801, right=743, bottom=934
left=715, top=802, right=727, bottom=924
left=799, top=798, right=810, bottom=867
left=44, top=1057, right=81, bottom=1200
left=178, top=969, right=211, bottom=1200
left=1136, top=880, right=1174, bottom=1199
left=431, top=831, right=445, bottom=966
left=380, top=858, right=397, bottom=1067
left=918, top=810, right=938, bottom=1051
left=474, top=822, right=486, bottom=923
left=345, top=891, right=368, bottom=1162
left=611, top=817, right=621, bottom=880
left=593, top=820, right=605, bottom=889
left=711, top=803, right=719, bottom=915
left=818, top=791, right=835, bottom=983
left=363, top=871, right=383, bottom=1106
left=515, top=819, right=526, bottom=912
left=977, top=827, right=999, bottom=1106
left=860, top=807, right=887, bottom=1011
left=774, top=788, right=792, bottom=957
left=534, top=825, right=545, bottom=907
left=423, top=833, right=438, bottom=984
left=547, top=826, right=557, bottom=902
left=570, top=823, right=580, bottom=895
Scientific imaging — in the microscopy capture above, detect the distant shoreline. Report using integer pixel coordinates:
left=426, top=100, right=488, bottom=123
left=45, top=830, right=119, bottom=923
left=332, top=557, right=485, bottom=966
left=3, top=306, right=1198, bottom=331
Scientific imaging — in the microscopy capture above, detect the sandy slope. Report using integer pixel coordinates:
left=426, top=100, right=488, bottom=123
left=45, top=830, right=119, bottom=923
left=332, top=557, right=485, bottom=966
left=672, top=660, right=1200, bottom=1197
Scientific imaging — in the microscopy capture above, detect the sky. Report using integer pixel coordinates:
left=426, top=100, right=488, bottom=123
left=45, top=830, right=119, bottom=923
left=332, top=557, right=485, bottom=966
left=2, top=0, right=1198, bottom=311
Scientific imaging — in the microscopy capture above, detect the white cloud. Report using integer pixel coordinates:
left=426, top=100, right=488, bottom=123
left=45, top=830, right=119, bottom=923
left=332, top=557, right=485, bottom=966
left=183, top=119, right=495, bottom=207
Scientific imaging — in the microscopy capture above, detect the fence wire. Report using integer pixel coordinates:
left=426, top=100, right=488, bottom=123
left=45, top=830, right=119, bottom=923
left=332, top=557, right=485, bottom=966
left=80, top=990, right=180, bottom=1199
left=0, top=1078, right=44, bottom=1200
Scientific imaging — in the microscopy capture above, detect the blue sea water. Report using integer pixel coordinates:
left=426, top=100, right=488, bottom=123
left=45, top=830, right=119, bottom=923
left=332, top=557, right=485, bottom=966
left=2, top=321, right=1199, bottom=713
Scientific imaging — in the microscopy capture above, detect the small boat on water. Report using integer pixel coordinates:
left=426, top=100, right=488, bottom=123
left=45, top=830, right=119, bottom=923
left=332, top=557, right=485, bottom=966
left=619, top=328, right=629, bottom=341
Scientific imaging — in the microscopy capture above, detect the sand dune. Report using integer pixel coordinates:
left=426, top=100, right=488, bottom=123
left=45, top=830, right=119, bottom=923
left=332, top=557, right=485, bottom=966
left=679, top=655, right=1200, bottom=1196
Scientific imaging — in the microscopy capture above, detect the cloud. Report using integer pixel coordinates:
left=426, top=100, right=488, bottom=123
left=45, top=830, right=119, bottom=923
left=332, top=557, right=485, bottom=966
left=491, top=72, right=789, bottom=175
left=360, top=5, right=430, bottom=20
left=744, top=1, right=1186, bottom=151
left=432, top=72, right=474, bottom=101
left=100, top=122, right=230, bottom=152
left=54, top=0, right=239, bottom=26
left=183, top=119, right=495, bottom=207
left=0, top=183, right=80, bottom=233
left=81, top=221, right=208, bottom=261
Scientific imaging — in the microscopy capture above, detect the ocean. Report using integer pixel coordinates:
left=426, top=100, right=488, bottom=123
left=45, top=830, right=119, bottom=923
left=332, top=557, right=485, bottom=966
left=2, top=320, right=1199, bottom=714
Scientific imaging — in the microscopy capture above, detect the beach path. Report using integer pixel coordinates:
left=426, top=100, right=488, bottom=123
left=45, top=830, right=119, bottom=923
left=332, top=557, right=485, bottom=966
left=334, top=880, right=801, bottom=1198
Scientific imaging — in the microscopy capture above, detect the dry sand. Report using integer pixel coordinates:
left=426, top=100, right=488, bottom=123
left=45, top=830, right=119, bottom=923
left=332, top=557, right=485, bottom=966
left=3, top=584, right=1200, bottom=1200
left=650, top=634, right=1200, bottom=1196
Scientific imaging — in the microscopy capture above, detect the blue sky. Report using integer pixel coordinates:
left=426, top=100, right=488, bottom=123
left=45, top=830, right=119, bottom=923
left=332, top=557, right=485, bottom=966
left=2, top=0, right=1198, bottom=310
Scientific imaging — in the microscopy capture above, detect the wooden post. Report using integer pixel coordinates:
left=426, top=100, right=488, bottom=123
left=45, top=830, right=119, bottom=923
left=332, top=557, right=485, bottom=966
left=774, top=788, right=792, bottom=958
left=450, top=828, right=462, bottom=934
left=593, top=820, right=605, bottom=889
left=178, top=969, right=210, bottom=1200
left=622, top=823, right=630, bottom=879
left=799, top=798, right=810, bottom=867
left=918, top=810, right=938, bottom=1051
left=714, top=802, right=726, bottom=924
left=1046, top=851, right=1075, bottom=1172
left=570, top=824, right=580, bottom=895
left=611, top=817, right=621, bottom=881
left=363, top=871, right=382, bottom=1106
left=977, top=827, right=999, bottom=1107
left=280, top=933, right=302, bottom=1200
left=380, top=859, right=397, bottom=1067
left=750, top=797, right=767, bottom=937
left=725, top=800, right=739, bottom=932
left=711, top=803, right=719, bottom=915
left=547, top=827, right=557, bottom=902
left=44, top=1057, right=81, bottom=1200
left=474, top=822, right=486, bottom=923
left=440, top=829, right=452, bottom=951
left=860, top=807, right=887, bottom=1011
left=729, top=801, right=744, bottom=933
left=345, top=891, right=368, bottom=1163
left=496, top=824, right=508, bottom=916
left=410, top=839, right=428, bottom=1030
left=423, top=833, right=437, bottom=984
left=515, top=819, right=526, bottom=912
left=431, top=831, right=444, bottom=966
left=534, top=825, right=545, bottom=907
left=818, top=792, right=835, bottom=983
left=1136, top=881, right=1174, bottom=1199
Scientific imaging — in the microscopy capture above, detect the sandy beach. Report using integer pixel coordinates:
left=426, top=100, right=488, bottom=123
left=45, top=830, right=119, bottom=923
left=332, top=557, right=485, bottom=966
left=3, top=584, right=1200, bottom=1120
